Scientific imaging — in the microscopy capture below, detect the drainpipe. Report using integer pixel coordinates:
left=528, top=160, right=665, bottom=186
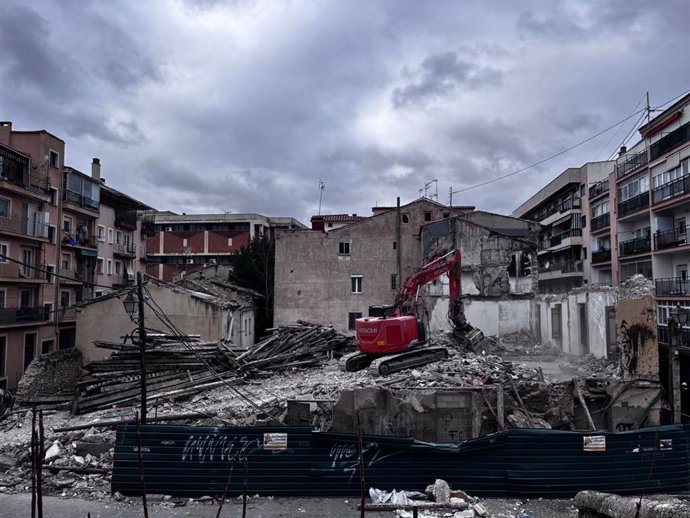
left=396, top=197, right=402, bottom=289
left=54, top=167, right=64, bottom=346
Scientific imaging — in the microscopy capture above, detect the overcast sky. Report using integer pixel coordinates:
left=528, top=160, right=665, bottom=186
left=1, top=0, right=688, bottom=224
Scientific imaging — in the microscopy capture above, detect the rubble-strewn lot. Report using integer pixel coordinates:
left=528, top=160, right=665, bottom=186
left=0, top=326, right=620, bottom=503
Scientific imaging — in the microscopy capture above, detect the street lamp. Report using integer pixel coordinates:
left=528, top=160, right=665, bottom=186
left=122, top=291, right=137, bottom=316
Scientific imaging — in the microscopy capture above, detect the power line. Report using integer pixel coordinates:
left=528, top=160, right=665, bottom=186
left=0, top=254, right=118, bottom=290
left=594, top=94, right=645, bottom=161
left=452, top=88, right=690, bottom=195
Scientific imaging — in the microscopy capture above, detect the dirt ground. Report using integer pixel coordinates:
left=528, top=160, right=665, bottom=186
left=0, top=493, right=579, bottom=518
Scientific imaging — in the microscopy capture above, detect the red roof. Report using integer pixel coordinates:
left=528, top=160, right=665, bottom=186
left=311, top=214, right=367, bottom=223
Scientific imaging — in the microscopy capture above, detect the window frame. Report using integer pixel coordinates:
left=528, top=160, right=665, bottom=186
left=351, top=275, right=363, bottom=294
left=97, top=225, right=106, bottom=242
left=0, top=197, right=10, bottom=218
left=339, top=242, right=351, bottom=255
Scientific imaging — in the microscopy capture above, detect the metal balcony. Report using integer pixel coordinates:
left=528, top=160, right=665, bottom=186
left=654, top=227, right=687, bottom=250
left=64, top=190, right=100, bottom=211
left=657, top=324, right=690, bottom=346
left=655, top=277, right=690, bottom=297
left=0, top=306, right=49, bottom=325
left=0, top=213, right=49, bottom=239
left=617, top=150, right=648, bottom=178
left=652, top=174, right=690, bottom=205
left=591, top=249, right=611, bottom=264
left=589, top=180, right=609, bottom=199
left=617, top=192, right=649, bottom=217
left=590, top=213, right=610, bottom=231
left=619, top=236, right=651, bottom=256
left=114, top=242, right=137, bottom=258
left=63, top=233, right=98, bottom=249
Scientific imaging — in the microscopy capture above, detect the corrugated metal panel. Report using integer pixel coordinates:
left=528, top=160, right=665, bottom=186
left=113, top=424, right=690, bottom=498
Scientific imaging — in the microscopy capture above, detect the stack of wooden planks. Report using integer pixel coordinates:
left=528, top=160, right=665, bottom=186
left=237, top=321, right=355, bottom=375
left=73, top=334, right=237, bottom=414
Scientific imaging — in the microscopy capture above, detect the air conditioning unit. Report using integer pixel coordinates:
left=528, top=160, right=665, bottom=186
left=127, top=273, right=135, bottom=281
left=166, top=227, right=173, bottom=232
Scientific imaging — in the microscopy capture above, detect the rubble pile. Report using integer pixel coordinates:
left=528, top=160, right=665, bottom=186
left=616, top=273, right=655, bottom=300
left=74, top=335, right=237, bottom=414
left=497, top=331, right=560, bottom=357
left=237, top=321, right=355, bottom=375
left=562, top=353, right=618, bottom=378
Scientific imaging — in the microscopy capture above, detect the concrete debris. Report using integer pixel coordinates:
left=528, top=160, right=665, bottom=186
left=15, top=349, right=82, bottom=407
left=574, top=490, right=690, bottom=518
left=44, top=442, right=61, bottom=462
left=426, top=479, right=451, bottom=503
left=562, top=353, right=618, bottom=378
left=0, top=389, right=14, bottom=419
left=616, top=274, right=655, bottom=300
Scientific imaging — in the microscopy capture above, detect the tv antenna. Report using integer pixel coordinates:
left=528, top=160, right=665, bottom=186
left=318, top=179, right=325, bottom=215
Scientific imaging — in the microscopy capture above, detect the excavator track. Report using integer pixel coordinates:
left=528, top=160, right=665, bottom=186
left=368, top=346, right=449, bottom=377
left=338, top=351, right=376, bottom=372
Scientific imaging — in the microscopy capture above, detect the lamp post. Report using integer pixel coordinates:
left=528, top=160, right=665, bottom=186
left=122, top=274, right=148, bottom=423
left=668, top=305, right=688, bottom=424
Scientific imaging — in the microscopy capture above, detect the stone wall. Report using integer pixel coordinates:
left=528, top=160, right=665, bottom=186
left=16, top=349, right=82, bottom=403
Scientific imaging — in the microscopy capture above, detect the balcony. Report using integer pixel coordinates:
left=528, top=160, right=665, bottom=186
left=590, top=213, right=610, bottom=231
left=538, top=228, right=583, bottom=251
left=589, top=180, right=609, bottom=199
left=538, top=260, right=583, bottom=275
left=62, top=233, right=98, bottom=249
left=114, top=242, right=137, bottom=258
left=528, top=195, right=581, bottom=223
left=619, top=236, right=651, bottom=257
left=64, top=190, right=100, bottom=212
left=0, top=306, right=49, bottom=325
left=656, top=277, right=690, bottom=297
left=617, top=150, right=648, bottom=178
left=61, top=267, right=95, bottom=284
left=115, top=210, right=138, bottom=231
left=0, top=213, right=49, bottom=240
left=591, top=249, right=612, bottom=264
left=617, top=192, right=649, bottom=217
left=0, top=262, right=46, bottom=280
left=657, top=324, right=690, bottom=346
left=112, top=273, right=135, bottom=287
left=652, top=174, right=690, bottom=205
left=654, top=227, right=687, bottom=250
left=650, top=121, right=690, bottom=161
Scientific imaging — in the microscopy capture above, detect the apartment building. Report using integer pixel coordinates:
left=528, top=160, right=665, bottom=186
left=94, top=163, right=155, bottom=295
left=513, top=161, right=614, bottom=293
left=146, top=213, right=306, bottom=282
left=0, top=122, right=64, bottom=390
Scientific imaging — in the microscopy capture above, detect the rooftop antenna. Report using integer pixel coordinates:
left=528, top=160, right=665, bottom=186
left=421, top=179, right=438, bottom=201
left=318, top=179, right=325, bottom=215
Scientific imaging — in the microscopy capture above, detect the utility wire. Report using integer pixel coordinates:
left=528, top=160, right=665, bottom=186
left=594, top=94, right=645, bottom=161
left=142, top=286, right=282, bottom=420
left=605, top=109, right=649, bottom=161
left=0, top=254, right=119, bottom=290
left=453, top=89, right=690, bottom=195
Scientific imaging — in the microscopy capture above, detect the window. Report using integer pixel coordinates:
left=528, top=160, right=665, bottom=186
left=107, top=259, right=113, bottom=275
left=48, top=226, right=56, bottom=244
left=107, top=228, right=114, bottom=244
left=49, top=150, right=59, bottom=169
left=551, top=305, right=562, bottom=340
left=0, top=198, right=9, bottom=218
left=96, top=258, right=104, bottom=275
left=390, top=274, right=397, bottom=290
left=424, top=211, right=432, bottom=222
left=401, top=213, right=410, bottom=224
left=61, top=253, right=71, bottom=270
left=227, top=238, right=233, bottom=246
left=0, top=290, right=5, bottom=308
left=41, top=340, right=54, bottom=355
left=49, top=188, right=57, bottom=205
left=24, top=333, right=36, bottom=371
left=21, top=248, right=33, bottom=277
left=44, top=302, right=53, bottom=320
left=46, top=265, right=54, bottom=283
left=95, top=290, right=103, bottom=298
left=348, top=312, right=363, bottom=331
left=116, top=230, right=123, bottom=244
left=97, top=225, right=106, bottom=242
left=618, top=172, right=649, bottom=202
left=115, top=261, right=122, bottom=275
left=339, top=242, right=350, bottom=255
left=351, top=275, right=362, bottom=293
left=63, top=216, right=72, bottom=233
left=182, top=238, right=188, bottom=246
left=591, top=200, right=609, bottom=217
left=393, top=242, right=397, bottom=250
left=60, top=290, right=70, bottom=308
left=0, top=243, right=7, bottom=262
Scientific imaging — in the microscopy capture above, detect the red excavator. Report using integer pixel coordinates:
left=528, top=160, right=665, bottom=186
left=339, top=249, right=482, bottom=376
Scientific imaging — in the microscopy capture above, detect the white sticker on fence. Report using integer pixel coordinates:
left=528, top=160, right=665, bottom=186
left=583, top=435, right=606, bottom=452
left=263, top=433, right=288, bottom=451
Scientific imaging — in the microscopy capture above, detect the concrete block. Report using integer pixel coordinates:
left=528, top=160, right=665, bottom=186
left=74, top=441, right=114, bottom=457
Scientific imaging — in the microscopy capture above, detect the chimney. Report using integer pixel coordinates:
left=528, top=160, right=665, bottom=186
left=0, top=121, right=12, bottom=145
left=91, top=158, right=101, bottom=180
left=619, top=146, right=627, bottom=157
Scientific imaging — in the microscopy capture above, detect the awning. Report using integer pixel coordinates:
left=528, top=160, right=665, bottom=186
left=80, top=249, right=98, bottom=257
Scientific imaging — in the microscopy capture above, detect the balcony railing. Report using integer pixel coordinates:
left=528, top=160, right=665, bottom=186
left=115, top=210, right=138, bottom=230
left=617, top=192, right=649, bottom=217
left=0, top=306, right=49, bottom=325
left=115, top=242, right=137, bottom=257
left=617, top=150, right=648, bottom=178
left=63, top=233, right=98, bottom=249
left=591, top=249, right=611, bottom=264
left=0, top=170, right=50, bottom=197
left=539, top=228, right=583, bottom=251
left=0, top=262, right=46, bottom=280
left=64, top=190, right=100, bottom=211
left=590, top=213, right=610, bottom=231
left=0, top=213, right=49, bottom=239
left=61, top=268, right=95, bottom=283
left=528, top=195, right=581, bottom=222
left=538, top=260, right=583, bottom=274
left=656, top=277, right=690, bottom=297
left=112, top=273, right=135, bottom=287
left=652, top=174, right=690, bottom=205
left=657, top=325, right=690, bottom=346
left=589, top=180, right=609, bottom=198
left=619, top=236, right=651, bottom=256
left=654, top=227, right=687, bottom=250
